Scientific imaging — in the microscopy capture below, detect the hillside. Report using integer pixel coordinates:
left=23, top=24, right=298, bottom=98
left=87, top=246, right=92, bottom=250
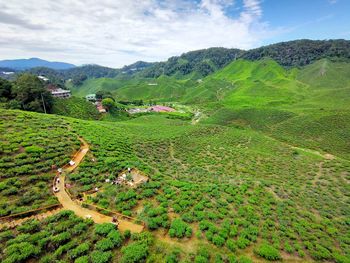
left=139, top=47, right=243, bottom=78
left=242, top=39, right=350, bottom=67
left=52, top=97, right=100, bottom=120
left=0, top=108, right=349, bottom=262
left=1, top=41, right=350, bottom=263
left=202, top=59, right=350, bottom=159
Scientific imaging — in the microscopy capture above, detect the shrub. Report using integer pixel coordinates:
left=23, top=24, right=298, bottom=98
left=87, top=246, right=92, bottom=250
left=169, top=219, right=192, bottom=238
left=75, top=255, right=89, bottom=263
left=107, top=229, right=124, bottom=247
left=195, top=256, right=209, bottom=263
left=254, top=244, right=281, bottom=261
left=226, top=239, right=237, bottom=252
left=91, top=250, right=112, bottom=263
left=238, top=256, right=253, bottom=263
left=121, top=242, right=149, bottom=263
left=212, top=235, right=225, bottom=247
left=51, top=231, right=71, bottom=247
left=94, top=223, right=116, bottom=236
left=95, top=238, right=114, bottom=251
left=25, top=145, right=45, bottom=154
left=310, top=244, right=332, bottom=260
left=3, top=242, right=40, bottom=263
left=237, top=237, right=250, bottom=249
left=68, top=243, right=90, bottom=259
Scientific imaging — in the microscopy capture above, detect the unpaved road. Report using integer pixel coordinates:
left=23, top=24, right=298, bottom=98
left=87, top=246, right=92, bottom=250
left=55, top=137, right=144, bottom=233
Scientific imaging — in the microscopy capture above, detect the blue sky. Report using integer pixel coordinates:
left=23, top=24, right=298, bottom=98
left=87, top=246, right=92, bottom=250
left=0, top=0, right=349, bottom=67
left=261, top=0, right=350, bottom=43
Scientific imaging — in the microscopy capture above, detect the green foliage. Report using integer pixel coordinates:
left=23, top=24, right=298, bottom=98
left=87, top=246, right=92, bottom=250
left=242, top=39, right=350, bottom=67
left=120, top=242, right=149, bottom=263
left=95, top=238, right=114, bottom=251
left=68, top=243, right=90, bottom=259
left=3, top=242, right=40, bottom=263
left=90, top=250, right=112, bottom=263
left=169, top=218, right=192, bottom=238
left=254, top=244, right=281, bottom=261
left=12, top=73, right=53, bottom=113
left=0, top=78, right=13, bottom=100
left=52, top=96, right=100, bottom=120
left=94, top=223, right=116, bottom=236
left=140, top=47, right=242, bottom=78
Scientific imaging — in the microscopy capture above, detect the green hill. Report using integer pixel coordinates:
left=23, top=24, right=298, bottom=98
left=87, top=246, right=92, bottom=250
left=52, top=96, right=100, bottom=120
left=202, top=59, right=350, bottom=159
left=1, top=108, right=349, bottom=262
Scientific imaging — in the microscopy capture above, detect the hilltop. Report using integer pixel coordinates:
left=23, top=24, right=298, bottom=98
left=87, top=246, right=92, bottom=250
left=0, top=58, right=76, bottom=70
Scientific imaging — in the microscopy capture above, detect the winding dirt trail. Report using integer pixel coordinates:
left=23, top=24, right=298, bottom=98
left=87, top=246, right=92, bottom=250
left=54, top=137, right=144, bottom=233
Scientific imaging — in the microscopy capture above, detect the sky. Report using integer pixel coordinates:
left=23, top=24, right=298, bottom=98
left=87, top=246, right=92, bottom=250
left=0, top=0, right=349, bottom=68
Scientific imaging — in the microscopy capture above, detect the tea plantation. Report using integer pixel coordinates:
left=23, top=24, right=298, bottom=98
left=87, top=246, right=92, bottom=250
left=0, top=108, right=349, bottom=262
left=0, top=57, right=350, bottom=262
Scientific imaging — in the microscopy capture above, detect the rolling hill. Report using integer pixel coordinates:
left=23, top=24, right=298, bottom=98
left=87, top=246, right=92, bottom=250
left=1, top=41, right=350, bottom=262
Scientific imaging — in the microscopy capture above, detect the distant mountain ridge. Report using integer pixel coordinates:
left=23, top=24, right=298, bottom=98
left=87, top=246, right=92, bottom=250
left=2, top=39, right=350, bottom=81
left=0, top=58, right=76, bottom=70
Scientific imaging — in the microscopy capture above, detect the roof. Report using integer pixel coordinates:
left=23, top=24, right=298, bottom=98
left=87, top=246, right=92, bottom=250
left=150, top=105, right=175, bottom=112
left=51, top=88, right=71, bottom=94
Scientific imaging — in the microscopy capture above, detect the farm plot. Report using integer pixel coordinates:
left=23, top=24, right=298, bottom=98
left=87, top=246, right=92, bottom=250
left=0, top=110, right=80, bottom=215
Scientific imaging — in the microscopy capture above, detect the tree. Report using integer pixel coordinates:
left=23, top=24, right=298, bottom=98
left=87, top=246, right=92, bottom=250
left=102, top=98, right=115, bottom=112
left=71, top=74, right=87, bottom=86
left=96, top=90, right=114, bottom=101
left=12, top=73, right=53, bottom=112
left=0, top=78, right=13, bottom=101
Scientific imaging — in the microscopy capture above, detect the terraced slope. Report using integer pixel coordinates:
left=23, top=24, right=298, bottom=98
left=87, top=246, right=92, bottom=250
left=2, top=109, right=349, bottom=262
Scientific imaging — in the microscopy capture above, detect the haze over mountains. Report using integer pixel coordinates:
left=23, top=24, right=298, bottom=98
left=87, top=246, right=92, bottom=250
left=0, top=58, right=76, bottom=70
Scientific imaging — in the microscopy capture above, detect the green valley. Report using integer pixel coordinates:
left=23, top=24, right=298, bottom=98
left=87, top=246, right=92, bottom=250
left=1, top=39, right=350, bottom=263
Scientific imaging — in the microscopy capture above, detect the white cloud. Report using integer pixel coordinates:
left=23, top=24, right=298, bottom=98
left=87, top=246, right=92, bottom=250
left=0, top=0, right=272, bottom=67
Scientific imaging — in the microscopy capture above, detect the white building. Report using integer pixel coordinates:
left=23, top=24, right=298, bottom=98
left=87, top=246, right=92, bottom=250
left=51, top=88, right=71, bottom=98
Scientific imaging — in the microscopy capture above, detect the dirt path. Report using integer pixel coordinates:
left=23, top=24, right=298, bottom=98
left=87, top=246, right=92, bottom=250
left=55, top=137, right=144, bottom=233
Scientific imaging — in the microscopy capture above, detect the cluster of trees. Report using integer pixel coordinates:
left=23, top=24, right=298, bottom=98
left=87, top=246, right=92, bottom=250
left=139, top=40, right=350, bottom=78
left=242, top=39, right=350, bottom=67
left=27, top=67, right=65, bottom=87
left=101, top=98, right=125, bottom=112
left=64, top=65, right=118, bottom=80
left=140, top=47, right=242, bottom=78
left=0, top=74, right=53, bottom=113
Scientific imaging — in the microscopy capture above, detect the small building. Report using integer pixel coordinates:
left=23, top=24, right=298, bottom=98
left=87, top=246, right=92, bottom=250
left=86, top=94, right=96, bottom=102
left=149, top=105, right=175, bottom=112
left=38, top=75, right=49, bottom=81
left=50, top=88, right=71, bottom=98
left=127, top=108, right=149, bottom=114
left=96, top=101, right=106, bottom=113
